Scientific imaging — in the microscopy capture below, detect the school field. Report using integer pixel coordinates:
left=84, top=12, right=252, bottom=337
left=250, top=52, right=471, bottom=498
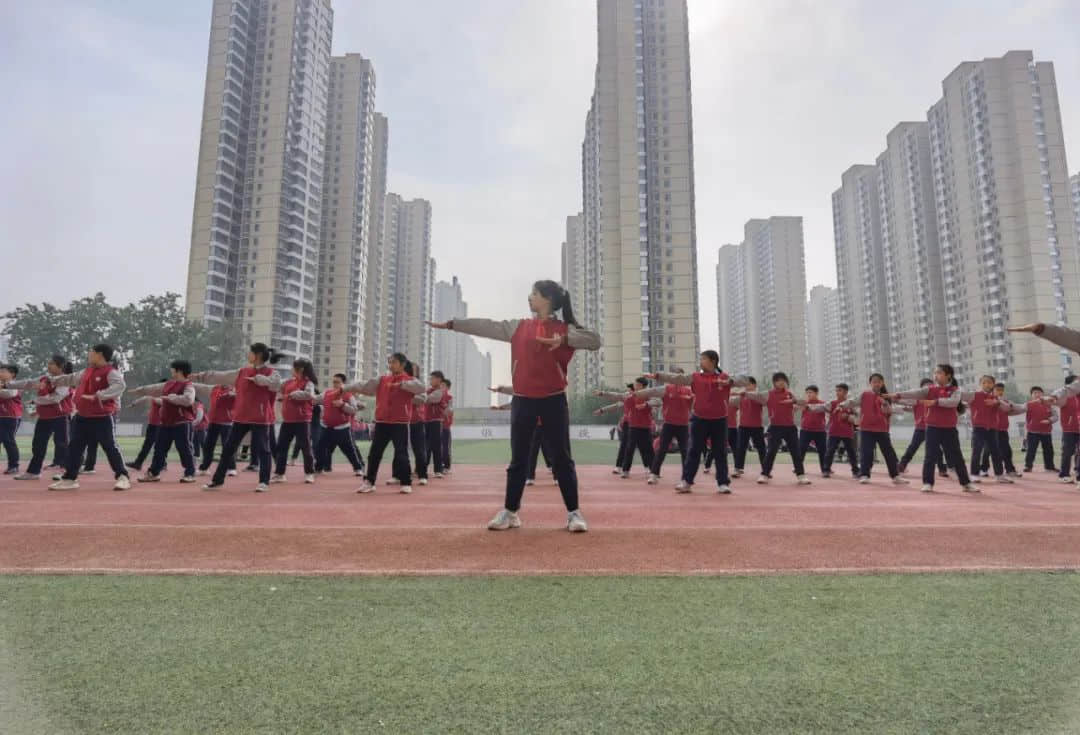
left=3, top=441, right=1079, bottom=733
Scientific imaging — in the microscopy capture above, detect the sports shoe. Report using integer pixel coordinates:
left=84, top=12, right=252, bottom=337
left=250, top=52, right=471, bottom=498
left=525, top=479, right=535, bottom=486
left=979, top=471, right=989, bottom=479
left=821, top=471, right=832, bottom=479
left=3, top=467, right=18, bottom=475
left=674, top=480, right=692, bottom=493
left=244, top=465, right=257, bottom=473
left=1007, top=471, right=1022, bottom=478
left=647, top=474, right=659, bottom=485
left=254, top=483, right=269, bottom=493
left=703, top=467, right=711, bottom=474
left=891, top=477, right=909, bottom=486
left=619, top=471, right=629, bottom=479
left=226, top=469, right=238, bottom=477
left=270, top=475, right=287, bottom=484
left=717, top=484, right=732, bottom=494
left=733, top=469, right=743, bottom=478
left=13, top=473, right=39, bottom=480
left=304, top=475, right=315, bottom=484
left=137, top=473, right=160, bottom=483
left=356, top=482, right=375, bottom=494
left=921, top=484, right=934, bottom=493
left=971, top=476, right=982, bottom=483
left=796, top=475, right=812, bottom=486
left=48, top=479, right=79, bottom=491
left=756, top=475, right=770, bottom=485
left=995, top=476, right=1014, bottom=484
left=400, top=485, right=413, bottom=495
left=387, top=478, right=401, bottom=486
left=179, top=476, right=196, bottom=484
left=434, top=472, right=444, bottom=479
left=125, top=462, right=141, bottom=471
left=418, top=478, right=428, bottom=486
left=52, top=473, right=63, bottom=481
left=113, top=475, right=131, bottom=491
left=197, top=469, right=209, bottom=476
left=939, top=470, right=950, bottom=479
left=488, top=509, right=521, bottom=530
left=858, top=477, right=871, bottom=485
left=1061, top=476, right=1073, bottom=484
left=202, top=483, right=222, bottom=491
left=82, top=470, right=96, bottom=475
left=567, top=510, right=588, bottom=532
left=611, top=468, right=621, bottom=475
left=354, top=470, right=365, bottom=477
left=962, top=484, right=980, bottom=493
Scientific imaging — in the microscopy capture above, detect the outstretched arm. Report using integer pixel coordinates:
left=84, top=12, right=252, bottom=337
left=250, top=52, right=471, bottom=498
left=48, top=369, right=85, bottom=388
left=128, top=383, right=166, bottom=398
left=189, top=369, right=240, bottom=386
left=488, top=385, right=513, bottom=396
left=633, top=386, right=665, bottom=399
left=1008, top=323, right=1080, bottom=354
left=429, top=318, right=519, bottom=343
left=647, top=371, right=693, bottom=386
left=163, top=384, right=196, bottom=407
left=593, top=402, right=622, bottom=416
left=345, top=378, right=380, bottom=396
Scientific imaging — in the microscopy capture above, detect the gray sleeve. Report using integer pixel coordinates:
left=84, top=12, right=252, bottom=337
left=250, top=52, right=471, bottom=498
left=35, top=386, right=69, bottom=406
left=341, top=395, right=358, bottom=416
left=730, top=375, right=754, bottom=388
left=400, top=379, right=426, bottom=395
left=634, top=387, right=665, bottom=399
left=129, top=383, right=166, bottom=398
left=743, top=391, right=767, bottom=405
left=656, top=372, right=693, bottom=386
left=193, top=369, right=240, bottom=386
left=1034, top=324, right=1080, bottom=354
left=4, top=378, right=39, bottom=390
left=49, top=370, right=84, bottom=388
left=566, top=325, right=602, bottom=351
left=896, top=387, right=930, bottom=400
left=251, top=372, right=283, bottom=391
left=191, top=383, right=216, bottom=399
left=0, top=389, right=19, bottom=399
left=424, top=389, right=444, bottom=404
left=451, top=318, right=519, bottom=343
left=935, top=394, right=961, bottom=408
left=97, top=370, right=126, bottom=400
left=164, top=384, right=196, bottom=407
left=494, top=385, right=513, bottom=396
left=345, top=378, right=380, bottom=396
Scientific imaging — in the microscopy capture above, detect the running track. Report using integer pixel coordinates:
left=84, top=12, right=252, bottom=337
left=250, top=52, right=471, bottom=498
left=2, top=466, right=1080, bottom=576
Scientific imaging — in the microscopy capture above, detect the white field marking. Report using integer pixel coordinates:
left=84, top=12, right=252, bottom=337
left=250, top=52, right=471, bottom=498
left=4, top=522, right=1080, bottom=531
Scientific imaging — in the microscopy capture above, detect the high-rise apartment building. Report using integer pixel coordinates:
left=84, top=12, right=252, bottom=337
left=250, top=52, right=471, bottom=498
left=186, top=0, right=334, bottom=360
left=806, top=285, right=843, bottom=391
left=363, top=113, right=389, bottom=378
left=715, top=244, right=747, bottom=375
left=1071, top=173, right=1080, bottom=249
left=833, top=165, right=893, bottom=385
left=876, top=122, right=948, bottom=388
left=585, top=0, right=699, bottom=385
left=431, top=277, right=492, bottom=408
left=561, top=213, right=591, bottom=395
left=928, top=51, right=1078, bottom=388
left=314, top=53, right=375, bottom=379
left=580, top=99, right=605, bottom=390
left=381, top=194, right=433, bottom=371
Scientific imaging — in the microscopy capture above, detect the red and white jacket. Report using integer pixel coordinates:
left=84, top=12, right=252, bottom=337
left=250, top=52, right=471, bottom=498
left=346, top=373, right=425, bottom=424
left=800, top=399, right=827, bottom=432
left=193, top=366, right=281, bottom=425
left=51, top=365, right=125, bottom=418
left=279, top=377, right=317, bottom=423
left=635, top=383, right=693, bottom=427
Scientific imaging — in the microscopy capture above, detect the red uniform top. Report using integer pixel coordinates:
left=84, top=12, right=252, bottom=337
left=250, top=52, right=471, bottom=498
left=689, top=371, right=732, bottom=420
left=208, top=385, right=235, bottom=424
left=73, top=365, right=119, bottom=418
left=509, top=318, right=574, bottom=398
left=661, top=384, right=693, bottom=426
left=59, top=383, right=75, bottom=416
left=968, top=390, right=1000, bottom=430
left=375, top=373, right=414, bottom=424
left=34, top=376, right=65, bottom=420
left=410, top=394, right=427, bottom=424
left=158, top=380, right=196, bottom=426
left=924, top=385, right=959, bottom=429
left=858, top=391, right=892, bottom=433
left=426, top=388, right=450, bottom=422
left=1026, top=400, right=1053, bottom=434
left=1061, top=396, right=1079, bottom=433
left=739, top=397, right=764, bottom=428
left=800, top=399, right=826, bottom=431
left=726, top=399, right=739, bottom=425
left=280, top=378, right=314, bottom=423
left=996, top=402, right=1011, bottom=432
left=443, top=407, right=454, bottom=428
left=322, top=388, right=355, bottom=428
left=194, top=400, right=210, bottom=431
left=625, top=395, right=654, bottom=429
left=766, top=388, right=797, bottom=427
left=147, top=400, right=162, bottom=427
left=911, top=401, right=928, bottom=430
left=827, top=399, right=855, bottom=438
left=0, top=388, right=23, bottom=419
left=232, top=366, right=276, bottom=425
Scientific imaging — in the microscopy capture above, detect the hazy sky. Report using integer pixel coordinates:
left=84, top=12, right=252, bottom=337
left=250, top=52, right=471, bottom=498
left=2, top=0, right=1078, bottom=380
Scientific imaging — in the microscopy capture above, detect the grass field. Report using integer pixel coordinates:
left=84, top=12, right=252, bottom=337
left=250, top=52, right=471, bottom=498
left=13, top=436, right=882, bottom=468
left=1, top=573, right=1079, bottom=733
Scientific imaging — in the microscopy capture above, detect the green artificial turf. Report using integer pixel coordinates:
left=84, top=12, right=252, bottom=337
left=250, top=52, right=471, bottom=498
left=1, top=573, right=1078, bottom=734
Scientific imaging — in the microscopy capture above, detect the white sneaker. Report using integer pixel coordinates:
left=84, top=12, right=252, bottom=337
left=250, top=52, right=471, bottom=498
left=356, top=482, right=375, bottom=494
left=796, top=475, right=812, bottom=486
left=525, top=479, right=535, bottom=486
left=611, top=468, right=620, bottom=475
left=646, top=474, right=659, bottom=485
left=1060, top=476, right=1073, bottom=484
left=717, top=484, right=732, bottom=494
left=400, top=485, right=412, bottom=494
left=179, top=476, right=196, bottom=484
left=733, top=469, right=743, bottom=478
left=48, top=479, right=79, bottom=491
left=113, top=475, right=131, bottom=491
left=137, top=473, right=160, bottom=483
left=921, top=484, right=934, bottom=493
left=619, top=471, right=629, bottom=479
left=434, top=472, right=444, bottom=479
left=488, top=509, right=521, bottom=530
left=567, top=510, right=588, bottom=533
left=703, top=467, right=711, bottom=474
left=756, top=475, right=770, bottom=485
left=891, top=477, right=909, bottom=486
left=996, top=476, right=1014, bottom=484
left=254, top=483, right=269, bottom=493
left=971, top=476, right=982, bottom=483
left=1007, top=471, right=1023, bottom=478
left=674, top=480, right=692, bottom=493
left=304, top=474, right=315, bottom=484
left=858, top=477, right=871, bottom=485
left=51, top=474, right=63, bottom=481
left=270, top=475, right=287, bottom=484
left=418, top=478, right=428, bottom=486
left=387, top=478, right=401, bottom=486
left=197, top=469, right=209, bottom=476
left=13, top=473, right=39, bottom=480
left=354, top=470, right=365, bottom=477
left=226, top=469, right=238, bottom=477
left=962, top=484, right=980, bottom=493
left=82, top=470, right=96, bottom=475
left=202, top=483, right=222, bottom=491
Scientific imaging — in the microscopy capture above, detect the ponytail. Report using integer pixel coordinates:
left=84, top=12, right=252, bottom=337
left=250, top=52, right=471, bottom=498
left=250, top=342, right=283, bottom=365
left=533, top=279, right=581, bottom=327
left=49, top=354, right=74, bottom=375
left=936, top=363, right=965, bottom=415
left=293, top=358, right=317, bottom=386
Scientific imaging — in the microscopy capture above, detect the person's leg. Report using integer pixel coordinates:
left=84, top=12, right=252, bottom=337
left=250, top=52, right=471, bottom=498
left=94, top=416, right=128, bottom=479
left=781, top=427, right=805, bottom=475
left=211, top=423, right=250, bottom=485
left=650, top=424, right=676, bottom=476
left=899, top=429, right=924, bottom=469
left=969, top=427, right=986, bottom=478
left=338, top=427, right=364, bottom=472
left=760, top=427, right=782, bottom=477
left=1024, top=434, right=1039, bottom=471
left=983, top=427, right=1005, bottom=476
left=798, top=430, right=813, bottom=471
left=426, top=422, right=444, bottom=474
left=923, top=428, right=943, bottom=486
left=734, top=427, right=749, bottom=471
left=296, top=424, right=314, bottom=475
left=878, top=434, right=900, bottom=477
left=390, top=425, right=412, bottom=485
left=708, top=419, right=730, bottom=485
left=409, top=423, right=428, bottom=479
left=130, top=425, right=158, bottom=469
left=823, top=436, right=838, bottom=475
left=813, top=432, right=827, bottom=471
left=61, top=417, right=89, bottom=480
left=997, top=430, right=1016, bottom=473
left=147, top=424, right=174, bottom=476
left=175, top=425, right=196, bottom=477
left=749, top=428, right=767, bottom=465
left=635, top=427, right=655, bottom=470
left=25, top=418, right=52, bottom=475
left=315, top=428, right=334, bottom=472
left=675, top=425, right=689, bottom=466
left=538, top=394, right=579, bottom=512
left=614, top=425, right=629, bottom=469
left=83, top=431, right=99, bottom=471
left=841, top=437, right=858, bottom=476
left=859, top=432, right=876, bottom=478
left=199, top=424, right=218, bottom=471
left=1041, top=434, right=1056, bottom=470
left=364, top=424, right=392, bottom=484
left=0, top=418, right=19, bottom=470
left=505, top=398, right=540, bottom=511
left=1059, top=433, right=1077, bottom=478
left=443, top=428, right=452, bottom=470
left=250, top=425, right=271, bottom=485
left=941, top=429, right=971, bottom=485
left=526, top=424, right=542, bottom=480
left=683, top=417, right=706, bottom=483
left=274, top=423, right=296, bottom=476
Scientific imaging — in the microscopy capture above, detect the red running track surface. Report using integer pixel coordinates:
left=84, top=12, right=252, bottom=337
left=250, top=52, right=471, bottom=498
left=2, top=466, right=1080, bottom=576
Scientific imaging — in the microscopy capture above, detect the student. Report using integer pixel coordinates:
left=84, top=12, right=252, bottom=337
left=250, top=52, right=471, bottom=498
left=596, top=386, right=634, bottom=474
left=897, top=379, right=949, bottom=477
left=428, top=280, right=601, bottom=531
left=855, top=373, right=907, bottom=486
left=796, top=385, right=828, bottom=475
left=315, top=373, right=366, bottom=477
left=191, top=343, right=283, bottom=492
left=733, top=377, right=766, bottom=478
left=986, top=383, right=1025, bottom=479
left=400, top=361, right=429, bottom=486
left=45, top=344, right=131, bottom=491
left=195, top=382, right=237, bottom=476
left=292, top=400, right=322, bottom=466
left=348, top=353, right=426, bottom=494
left=745, top=372, right=811, bottom=486
left=893, top=364, right=976, bottom=493
left=1023, top=386, right=1057, bottom=472
left=129, top=361, right=199, bottom=483
left=271, top=359, right=318, bottom=484
left=191, top=398, right=208, bottom=461
left=424, top=371, right=451, bottom=477
left=492, top=386, right=552, bottom=485
left=6, top=355, right=74, bottom=480
left=595, top=378, right=657, bottom=479
left=124, top=379, right=166, bottom=472
left=441, top=381, right=454, bottom=474
left=0, top=364, right=23, bottom=474
left=962, top=374, right=1013, bottom=484
left=648, top=350, right=742, bottom=494
left=821, top=383, right=859, bottom=478
left=1050, top=376, right=1080, bottom=483
left=633, top=369, right=692, bottom=485
left=726, top=392, right=741, bottom=456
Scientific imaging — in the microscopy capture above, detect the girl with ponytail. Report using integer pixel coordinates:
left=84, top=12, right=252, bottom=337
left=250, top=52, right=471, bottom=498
left=6, top=355, right=75, bottom=479
left=271, top=359, right=318, bottom=484
left=191, top=343, right=284, bottom=492
left=427, top=279, right=601, bottom=532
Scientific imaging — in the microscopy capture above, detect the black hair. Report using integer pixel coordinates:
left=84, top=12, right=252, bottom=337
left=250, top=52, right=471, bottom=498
left=1066, top=375, right=1078, bottom=385
left=170, top=360, right=192, bottom=377
left=979, top=374, right=995, bottom=384
left=443, top=379, right=452, bottom=388
left=293, top=358, right=318, bottom=385
left=390, top=352, right=408, bottom=368
left=91, top=343, right=114, bottom=362
left=936, top=364, right=965, bottom=414
left=332, top=372, right=348, bottom=383
left=429, top=370, right=445, bottom=382
left=404, top=361, right=416, bottom=378
left=49, top=354, right=74, bottom=374
left=1031, top=386, right=1044, bottom=394
left=626, top=383, right=634, bottom=391
left=634, top=376, right=649, bottom=388
left=835, top=382, right=848, bottom=391
left=532, top=280, right=580, bottom=327
left=805, top=385, right=819, bottom=393
left=994, top=382, right=1006, bottom=389
left=772, top=372, right=789, bottom=385
left=919, top=378, right=933, bottom=387
left=249, top=342, right=283, bottom=365
left=747, top=376, right=757, bottom=387
left=869, top=373, right=888, bottom=396
left=700, top=350, right=719, bottom=368
left=0, top=364, right=17, bottom=377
